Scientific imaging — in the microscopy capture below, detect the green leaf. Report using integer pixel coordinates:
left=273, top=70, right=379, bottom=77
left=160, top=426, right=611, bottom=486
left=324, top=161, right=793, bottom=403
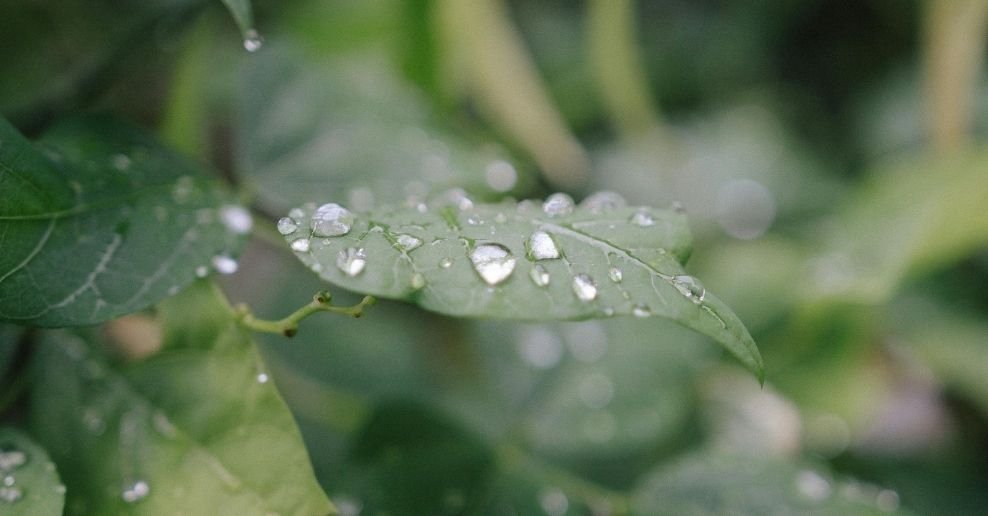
left=219, top=0, right=257, bottom=43
left=0, top=427, right=65, bottom=515
left=633, top=451, right=907, bottom=515
left=283, top=194, right=763, bottom=381
left=29, top=282, right=332, bottom=515
left=0, top=116, right=249, bottom=327
left=0, top=325, right=22, bottom=382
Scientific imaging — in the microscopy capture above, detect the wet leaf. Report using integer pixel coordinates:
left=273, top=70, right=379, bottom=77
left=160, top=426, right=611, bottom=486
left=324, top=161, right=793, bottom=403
left=29, top=282, right=332, bottom=515
left=219, top=0, right=255, bottom=41
left=0, top=116, right=248, bottom=327
left=0, top=427, right=65, bottom=515
left=283, top=194, right=763, bottom=381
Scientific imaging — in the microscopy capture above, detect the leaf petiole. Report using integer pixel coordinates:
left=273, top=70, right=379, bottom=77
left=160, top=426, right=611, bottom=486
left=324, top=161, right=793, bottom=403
left=234, top=291, right=376, bottom=337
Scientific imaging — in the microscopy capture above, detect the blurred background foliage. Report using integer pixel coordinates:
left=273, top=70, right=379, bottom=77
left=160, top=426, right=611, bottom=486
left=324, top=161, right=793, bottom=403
left=3, top=0, right=988, bottom=514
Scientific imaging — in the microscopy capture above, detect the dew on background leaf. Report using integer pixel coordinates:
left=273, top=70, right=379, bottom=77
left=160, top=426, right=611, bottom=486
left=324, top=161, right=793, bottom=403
left=395, top=234, right=422, bottom=252
left=494, top=212, right=508, bottom=224
left=602, top=307, right=615, bottom=317
left=256, top=373, right=269, bottom=384
left=795, top=470, right=831, bottom=501
left=542, top=193, right=575, bottom=217
left=581, top=191, right=626, bottom=213
left=538, top=487, right=569, bottom=516
left=466, top=215, right=484, bottom=226
left=333, top=495, right=363, bottom=516
left=469, top=243, right=516, bottom=286
left=276, top=217, right=299, bottom=235
left=485, top=160, right=518, bottom=192
left=111, top=154, right=131, bottom=171
left=243, top=29, right=263, bottom=52
left=336, top=248, right=367, bottom=277
left=0, top=448, right=26, bottom=472
left=290, top=238, right=311, bottom=253
left=2, top=475, right=13, bottom=487
left=121, top=480, right=150, bottom=503
left=310, top=203, right=354, bottom=237
left=572, top=274, right=598, bottom=301
left=876, top=489, right=900, bottom=513
left=410, top=273, right=427, bottom=290
left=55, top=485, right=66, bottom=495
left=82, top=407, right=106, bottom=435
left=632, top=303, right=652, bottom=318
left=219, top=205, right=253, bottom=235
left=443, top=188, right=474, bottom=211
left=171, top=176, right=195, bottom=203
left=630, top=210, right=655, bottom=227
left=527, top=231, right=560, bottom=260
left=195, top=265, right=209, bottom=278
left=578, top=373, right=615, bottom=409
left=516, top=326, right=564, bottom=369
left=672, top=275, right=706, bottom=304
left=530, top=264, right=551, bottom=287
left=608, top=266, right=623, bottom=283
left=0, top=486, right=22, bottom=503
left=211, top=255, right=238, bottom=275
left=439, top=257, right=454, bottom=269
left=288, top=208, right=304, bottom=220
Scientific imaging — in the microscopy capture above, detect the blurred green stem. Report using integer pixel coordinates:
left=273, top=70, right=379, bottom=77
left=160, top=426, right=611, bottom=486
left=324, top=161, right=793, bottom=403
left=235, top=291, right=376, bottom=337
left=587, top=0, right=662, bottom=138
left=924, top=0, right=988, bottom=152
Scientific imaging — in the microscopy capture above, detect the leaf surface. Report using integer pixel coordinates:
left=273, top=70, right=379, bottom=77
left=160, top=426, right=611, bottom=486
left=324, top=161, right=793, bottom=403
left=0, top=427, right=65, bottom=515
left=0, top=116, right=249, bottom=327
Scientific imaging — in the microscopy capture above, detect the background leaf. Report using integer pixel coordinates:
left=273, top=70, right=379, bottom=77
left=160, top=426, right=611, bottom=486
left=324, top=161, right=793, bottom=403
left=0, top=116, right=249, bottom=327
left=0, top=427, right=65, bottom=515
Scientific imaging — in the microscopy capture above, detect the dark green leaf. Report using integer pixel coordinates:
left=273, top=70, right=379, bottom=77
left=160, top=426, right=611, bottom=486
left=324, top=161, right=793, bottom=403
left=0, top=325, right=22, bottom=382
left=29, top=282, right=332, bottom=515
left=283, top=194, right=763, bottom=380
left=0, top=427, right=65, bottom=515
left=0, top=116, right=249, bottom=327
left=219, top=0, right=255, bottom=41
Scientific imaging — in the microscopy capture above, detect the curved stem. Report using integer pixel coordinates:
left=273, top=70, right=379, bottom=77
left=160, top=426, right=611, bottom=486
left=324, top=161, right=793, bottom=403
left=235, top=291, right=376, bottom=337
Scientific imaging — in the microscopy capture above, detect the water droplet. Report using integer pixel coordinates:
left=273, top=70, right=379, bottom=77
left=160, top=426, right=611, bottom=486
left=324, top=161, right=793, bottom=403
left=55, top=485, right=66, bottom=495
left=578, top=373, right=615, bottom=409
left=630, top=210, right=655, bottom=227
left=290, top=238, right=311, bottom=253
left=516, top=326, right=564, bottom=369
left=572, top=274, right=597, bottom=301
left=539, top=487, right=569, bottom=516
left=442, top=188, right=474, bottom=211
left=672, top=275, right=705, bottom=304
left=410, top=273, right=426, bottom=290
left=0, top=486, right=22, bottom=503
left=632, top=304, right=652, bottom=318
left=82, top=407, right=106, bottom=435
left=608, top=267, right=623, bottom=283
left=122, top=480, right=150, bottom=503
left=602, top=307, right=615, bottom=317
left=336, top=248, right=367, bottom=277
left=527, top=231, right=560, bottom=260
left=469, top=243, right=517, bottom=286
left=256, top=373, right=269, bottom=384
left=211, top=255, right=238, bottom=275
left=494, top=212, right=508, bottom=224
left=288, top=208, right=304, bottom=220
left=395, top=234, right=422, bottom=252
left=111, top=154, right=131, bottom=171
left=277, top=217, right=299, bottom=235
left=243, top=29, right=263, bottom=52
left=581, top=191, right=626, bottom=213
left=194, top=265, right=209, bottom=278
left=0, top=448, right=26, bottom=471
left=485, top=160, right=517, bottom=192
left=796, top=470, right=831, bottom=501
left=529, top=264, right=550, bottom=287
left=311, top=203, right=354, bottom=237
left=3, top=475, right=14, bottom=487
left=219, top=205, right=253, bottom=235
left=334, top=495, right=363, bottom=516
left=542, top=193, right=575, bottom=217
left=439, top=257, right=454, bottom=269
left=466, top=215, right=484, bottom=226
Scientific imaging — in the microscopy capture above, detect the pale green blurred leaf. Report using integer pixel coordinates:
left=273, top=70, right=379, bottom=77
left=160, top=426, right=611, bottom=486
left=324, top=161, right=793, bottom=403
left=219, top=0, right=254, bottom=39
left=0, top=427, right=64, bottom=515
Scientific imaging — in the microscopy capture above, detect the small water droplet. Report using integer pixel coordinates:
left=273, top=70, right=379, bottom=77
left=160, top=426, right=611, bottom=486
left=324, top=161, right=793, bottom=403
left=256, top=373, right=270, bottom=384
left=410, top=273, right=426, bottom=290
left=336, top=248, right=367, bottom=277
left=572, top=274, right=597, bottom=301
left=277, top=217, right=299, bottom=235
left=220, top=205, right=253, bottom=235
left=796, top=470, right=831, bottom=501
left=243, top=29, right=263, bottom=52
left=466, top=215, right=484, bottom=226
left=211, top=255, right=238, bottom=275
left=395, top=234, right=422, bottom=252
left=111, top=154, right=131, bottom=171
left=607, top=267, right=623, bottom=283
left=82, top=407, right=106, bottom=435
left=3, top=475, right=15, bottom=487
left=632, top=304, right=652, bottom=318
left=484, top=160, right=517, bottom=192
left=122, top=480, right=150, bottom=503
left=311, top=203, right=354, bottom=237
left=443, top=188, right=474, bottom=211
left=539, top=487, right=569, bottom=516
left=0, top=486, right=22, bottom=503
left=527, top=231, right=560, bottom=260
left=494, top=212, right=508, bottom=224
left=194, top=265, right=209, bottom=278
left=288, top=208, right=304, bottom=220
left=602, top=307, right=615, bottom=317
left=439, top=257, right=454, bottom=269
left=672, top=275, right=705, bottom=304
left=581, top=191, right=626, bottom=213
left=630, top=210, right=655, bottom=227
left=530, top=264, right=550, bottom=287
left=469, top=243, right=517, bottom=286
left=543, top=193, right=575, bottom=217
left=290, top=238, right=311, bottom=253
left=0, top=448, right=27, bottom=472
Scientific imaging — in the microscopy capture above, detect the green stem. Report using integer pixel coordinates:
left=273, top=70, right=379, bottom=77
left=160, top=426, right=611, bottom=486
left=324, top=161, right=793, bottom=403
left=235, top=291, right=376, bottom=337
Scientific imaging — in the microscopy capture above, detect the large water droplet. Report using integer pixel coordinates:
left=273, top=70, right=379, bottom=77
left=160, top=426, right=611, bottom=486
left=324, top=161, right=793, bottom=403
left=311, top=203, right=354, bottom=237
left=395, top=234, right=422, bottom=252
left=527, top=231, right=560, bottom=260
left=469, top=243, right=516, bottom=286
left=290, top=238, right=311, bottom=253
left=277, top=217, right=299, bottom=235
left=572, top=274, right=597, bottom=301
left=608, top=267, right=623, bottom=283
left=336, top=248, right=367, bottom=277
left=672, top=275, right=705, bottom=304
left=0, top=448, right=26, bottom=472
left=581, top=191, right=626, bottom=213
left=630, top=210, right=655, bottom=227
left=243, top=29, right=263, bottom=52
left=211, top=255, right=238, bottom=275
left=632, top=304, right=652, bottom=318
left=122, top=480, right=150, bottom=503
left=542, top=193, right=575, bottom=217
left=219, top=205, right=253, bottom=235
left=0, top=485, right=21, bottom=503
left=530, top=264, right=550, bottom=287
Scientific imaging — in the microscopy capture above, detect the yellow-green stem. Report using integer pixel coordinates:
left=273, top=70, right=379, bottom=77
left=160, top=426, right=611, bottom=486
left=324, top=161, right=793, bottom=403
left=235, top=291, right=376, bottom=337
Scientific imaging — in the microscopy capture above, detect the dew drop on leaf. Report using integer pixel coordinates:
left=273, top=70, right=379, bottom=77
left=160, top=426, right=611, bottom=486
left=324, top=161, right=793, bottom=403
left=194, top=265, right=209, bottom=278
left=121, top=480, right=150, bottom=503
left=672, top=275, right=706, bottom=304
left=469, top=243, right=516, bottom=286
left=311, top=203, right=354, bottom=237
left=529, top=264, right=550, bottom=287
left=632, top=303, right=652, bottom=318
left=538, top=487, right=569, bottom=516
left=394, top=234, right=422, bottom=252
left=607, top=266, right=623, bottom=283
left=211, top=255, right=238, bottom=275
left=111, top=154, right=131, bottom=171
left=527, top=230, right=560, bottom=260
left=572, top=274, right=598, bottom=301
left=219, top=205, right=253, bottom=235
left=442, top=188, right=474, bottom=211
left=243, top=29, right=263, bottom=52
left=410, top=273, right=426, bottom=290
left=439, top=257, right=454, bottom=269
left=290, top=238, right=311, bottom=253
left=0, top=447, right=27, bottom=472
left=581, top=191, right=626, bottom=213
left=630, top=210, right=655, bottom=227
left=336, top=247, right=367, bottom=277
left=0, top=485, right=22, bottom=503
left=484, top=160, right=517, bottom=192
left=542, top=193, right=575, bottom=217
left=277, top=217, right=299, bottom=235
left=256, top=373, right=270, bottom=384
